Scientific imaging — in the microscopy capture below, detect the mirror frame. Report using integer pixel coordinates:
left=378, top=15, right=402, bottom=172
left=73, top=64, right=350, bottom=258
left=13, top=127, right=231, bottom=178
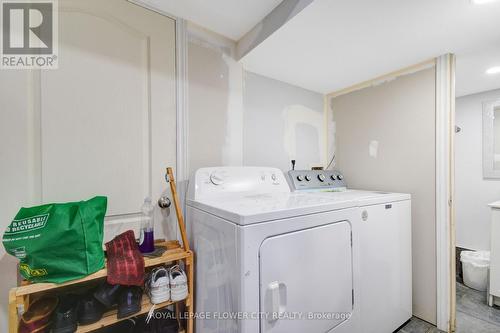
left=483, top=99, right=500, bottom=179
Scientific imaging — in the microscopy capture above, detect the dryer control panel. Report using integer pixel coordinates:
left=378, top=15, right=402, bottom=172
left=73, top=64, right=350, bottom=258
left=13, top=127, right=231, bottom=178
left=190, top=167, right=291, bottom=201
left=288, top=170, right=347, bottom=191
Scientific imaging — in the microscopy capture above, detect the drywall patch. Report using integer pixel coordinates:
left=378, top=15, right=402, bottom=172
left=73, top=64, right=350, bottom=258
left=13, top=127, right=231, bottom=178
left=187, top=28, right=245, bottom=173
left=283, top=104, right=325, bottom=169
left=242, top=72, right=324, bottom=171
left=187, top=41, right=228, bottom=172
left=221, top=52, right=244, bottom=166
left=369, top=140, right=379, bottom=158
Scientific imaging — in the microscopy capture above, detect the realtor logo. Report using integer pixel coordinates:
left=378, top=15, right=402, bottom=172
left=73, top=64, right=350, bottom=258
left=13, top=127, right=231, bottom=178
left=1, top=0, right=58, bottom=69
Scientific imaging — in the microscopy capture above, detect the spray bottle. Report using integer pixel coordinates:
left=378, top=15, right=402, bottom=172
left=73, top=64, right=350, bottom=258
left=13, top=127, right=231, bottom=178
left=139, top=197, right=155, bottom=253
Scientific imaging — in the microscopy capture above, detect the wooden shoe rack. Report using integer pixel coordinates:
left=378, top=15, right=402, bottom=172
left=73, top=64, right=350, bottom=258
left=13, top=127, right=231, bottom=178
left=8, top=167, right=194, bottom=333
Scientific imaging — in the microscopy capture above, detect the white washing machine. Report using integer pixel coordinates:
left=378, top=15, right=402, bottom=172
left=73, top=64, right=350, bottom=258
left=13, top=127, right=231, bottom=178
left=186, top=167, right=362, bottom=333
left=288, top=169, right=412, bottom=333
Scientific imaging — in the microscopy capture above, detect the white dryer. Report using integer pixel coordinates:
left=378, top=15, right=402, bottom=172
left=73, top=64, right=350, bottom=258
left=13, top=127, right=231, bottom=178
left=186, top=167, right=362, bottom=333
left=288, top=169, right=412, bottom=333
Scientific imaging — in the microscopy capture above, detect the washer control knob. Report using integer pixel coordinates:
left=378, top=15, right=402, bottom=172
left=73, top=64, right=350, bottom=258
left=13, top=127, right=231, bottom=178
left=318, top=174, right=326, bottom=182
left=331, top=175, right=337, bottom=181
left=297, top=175, right=304, bottom=181
left=271, top=173, right=277, bottom=181
left=304, top=175, right=312, bottom=181
left=337, top=174, right=344, bottom=181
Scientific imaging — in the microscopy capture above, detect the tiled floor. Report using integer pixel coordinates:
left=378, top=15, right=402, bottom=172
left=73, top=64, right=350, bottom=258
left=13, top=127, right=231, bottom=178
left=455, top=282, right=500, bottom=332
left=397, top=316, right=442, bottom=333
left=398, top=282, right=500, bottom=333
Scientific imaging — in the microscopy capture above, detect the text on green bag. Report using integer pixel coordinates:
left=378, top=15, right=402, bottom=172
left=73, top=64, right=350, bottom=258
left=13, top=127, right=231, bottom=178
left=5, top=214, right=50, bottom=235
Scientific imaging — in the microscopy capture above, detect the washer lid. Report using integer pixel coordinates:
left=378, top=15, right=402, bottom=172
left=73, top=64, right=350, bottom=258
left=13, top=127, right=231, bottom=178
left=304, top=189, right=410, bottom=206
left=187, top=192, right=357, bottom=225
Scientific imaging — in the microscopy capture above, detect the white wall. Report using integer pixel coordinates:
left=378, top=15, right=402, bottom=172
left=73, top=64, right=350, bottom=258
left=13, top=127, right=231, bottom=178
left=456, top=89, right=500, bottom=251
left=243, top=72, right=326, bottom=171
left=187, top=24, right=244, bottom=175
left=187, top=24, right=326, bottom=175
left=0, top=71, right=32, bottom=332
left=329, top=68, right=437, bottom=324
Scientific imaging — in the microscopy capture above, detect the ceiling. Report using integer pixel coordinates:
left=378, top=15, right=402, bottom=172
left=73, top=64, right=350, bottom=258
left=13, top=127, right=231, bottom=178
left=456, top=45, right=500, bottom=97
left=240, top=0, right=500, bottom=95
left=135, top=0, right=283, bottom=40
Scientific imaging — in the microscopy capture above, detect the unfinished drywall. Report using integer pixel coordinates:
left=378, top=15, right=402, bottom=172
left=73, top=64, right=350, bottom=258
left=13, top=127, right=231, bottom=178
left=188, top=24, right=326, bottom=175
left=329, top=68, right=437, bottom=324
left=243, top=71, right=326, bottom=171
left=187, top=24, right=244, bottom=176
left=456, top=89, right=500, bottom=251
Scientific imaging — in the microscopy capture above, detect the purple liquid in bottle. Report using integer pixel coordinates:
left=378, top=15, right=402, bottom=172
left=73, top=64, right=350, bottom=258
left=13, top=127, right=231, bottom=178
left=139, top=197, right=155, bottom=254
left=139, top=228, right=155, bottom=253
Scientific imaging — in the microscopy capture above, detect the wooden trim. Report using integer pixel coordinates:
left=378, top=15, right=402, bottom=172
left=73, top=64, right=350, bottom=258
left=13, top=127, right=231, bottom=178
left=449, top=54, right=457, bottom=333
left=435, top=54, right=455, bottom=332
left=327, top=58, right=436, bottom=98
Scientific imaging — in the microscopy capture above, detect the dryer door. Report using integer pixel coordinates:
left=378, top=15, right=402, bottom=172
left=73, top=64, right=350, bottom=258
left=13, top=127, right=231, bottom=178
left=259, top=221, right=353, bottom=333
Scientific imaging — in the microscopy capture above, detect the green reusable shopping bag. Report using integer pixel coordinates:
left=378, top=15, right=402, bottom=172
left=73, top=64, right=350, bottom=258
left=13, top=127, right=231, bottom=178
left=2, top=196, right=107, bottom=283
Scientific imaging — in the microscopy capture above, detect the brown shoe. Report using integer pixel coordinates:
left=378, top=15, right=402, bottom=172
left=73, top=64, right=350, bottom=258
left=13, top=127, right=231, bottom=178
left=18, top=296, right=58, bottom=333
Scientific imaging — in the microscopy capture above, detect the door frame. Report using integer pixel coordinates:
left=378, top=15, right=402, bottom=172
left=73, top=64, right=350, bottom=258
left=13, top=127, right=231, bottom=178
left=435, top=53, right=456, bottom=332
left=127, top=0, right=189, bottom=184
left=175, top=18, right=189, bottom=185
left=127, top=0, right=188, bottom=242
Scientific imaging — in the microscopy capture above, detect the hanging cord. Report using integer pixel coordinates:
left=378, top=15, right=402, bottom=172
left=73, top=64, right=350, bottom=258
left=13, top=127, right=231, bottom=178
left=325, top=154, right=336, bottom=170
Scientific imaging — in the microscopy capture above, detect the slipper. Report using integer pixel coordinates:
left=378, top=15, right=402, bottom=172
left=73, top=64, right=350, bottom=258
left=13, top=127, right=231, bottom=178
left=18, top=296, right=58, bottom=333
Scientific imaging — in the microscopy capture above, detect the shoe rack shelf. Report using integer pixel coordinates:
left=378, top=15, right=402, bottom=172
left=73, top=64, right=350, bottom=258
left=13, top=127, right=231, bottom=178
left=8, top=167, right=194, bottom=333
left=76, top=293, right=186, bottom=333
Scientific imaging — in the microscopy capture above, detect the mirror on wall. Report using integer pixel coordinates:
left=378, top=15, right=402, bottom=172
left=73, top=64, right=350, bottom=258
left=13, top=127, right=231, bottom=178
left=483, top=99, right=500, bottom=178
